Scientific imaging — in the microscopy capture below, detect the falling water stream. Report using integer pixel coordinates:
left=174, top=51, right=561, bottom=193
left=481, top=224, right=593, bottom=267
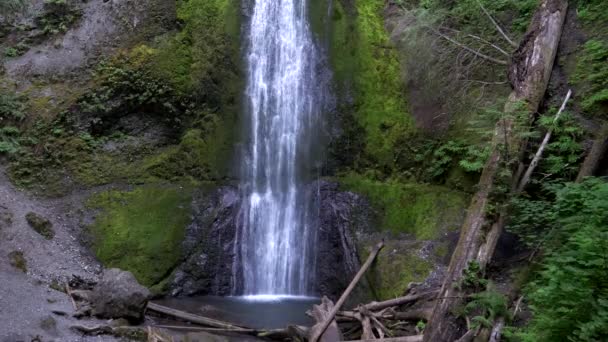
left=235, top=0, right=325, bottom=296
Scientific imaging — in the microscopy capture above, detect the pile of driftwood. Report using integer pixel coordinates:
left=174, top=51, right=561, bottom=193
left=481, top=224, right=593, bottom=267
left=140, top=241, right=435, bottom=342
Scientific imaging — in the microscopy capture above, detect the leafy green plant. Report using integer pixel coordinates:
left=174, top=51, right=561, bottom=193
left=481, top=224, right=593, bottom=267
left=35, top=0, right=81, bottom=36
left=574, top=40, right=608, bottom=117
left=517, top=178, right=608, bottom=341
left=463, top=286, right=509, bottom=329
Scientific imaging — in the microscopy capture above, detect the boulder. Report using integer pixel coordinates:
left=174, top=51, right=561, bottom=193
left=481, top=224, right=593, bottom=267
left=90, top=268, right=151, bottom=322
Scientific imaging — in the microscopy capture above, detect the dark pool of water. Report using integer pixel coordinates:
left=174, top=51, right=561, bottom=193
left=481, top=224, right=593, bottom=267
left=154, top=295, right=320, bottom=329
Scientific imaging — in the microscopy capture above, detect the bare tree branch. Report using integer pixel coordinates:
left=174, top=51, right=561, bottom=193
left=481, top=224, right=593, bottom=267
left=426, top=26, right=508, bottom=65
left=517, top=89, right=572, bottom=192
left=476, top=0, right=518, bottom=47
left=439, top=26, right=511, bottom=57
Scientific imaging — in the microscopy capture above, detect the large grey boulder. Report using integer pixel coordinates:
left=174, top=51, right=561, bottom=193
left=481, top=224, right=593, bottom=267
left=90, top=268, right=151, bottom=322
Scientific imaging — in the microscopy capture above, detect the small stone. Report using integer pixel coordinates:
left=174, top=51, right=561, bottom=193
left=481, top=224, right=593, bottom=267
left=8, top=251, right=27, bottom=273
left=25, top=212, right=55, bottom=240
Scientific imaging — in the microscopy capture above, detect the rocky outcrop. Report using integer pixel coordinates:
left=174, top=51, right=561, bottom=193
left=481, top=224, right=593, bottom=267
left=169, top=186, right=241, bottom=297
left=313, top=180, right=372, bottom=301
left=90, top=268, right=151, bottom=323
left=167, top=182, right=369, bottom=299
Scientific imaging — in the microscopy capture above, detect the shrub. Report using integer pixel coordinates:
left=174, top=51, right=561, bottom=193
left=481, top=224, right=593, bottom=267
left=516, top=179, right=608, bottom=341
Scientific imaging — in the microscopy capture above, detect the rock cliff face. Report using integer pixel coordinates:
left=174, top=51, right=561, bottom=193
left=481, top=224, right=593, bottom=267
left=169, top=186, right=241, bottom=296
left=167, top=181, right=371, bottom=300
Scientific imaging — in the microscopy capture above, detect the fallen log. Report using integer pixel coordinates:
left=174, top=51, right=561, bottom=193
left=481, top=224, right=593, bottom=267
left=309, top=241, right=385, bottom=342
left=309, top=296, right=343, bottom=342
left=146, top=302, right=247, bottom=331
left=342, top=335, right=423, bottom=342
left=423, top=1, right=569, bottom=341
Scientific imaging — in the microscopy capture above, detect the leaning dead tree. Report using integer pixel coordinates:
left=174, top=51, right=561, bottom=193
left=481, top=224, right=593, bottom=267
left=423, top=1, right=569, bottom=341
left=576, top=122, right=608, bottom=182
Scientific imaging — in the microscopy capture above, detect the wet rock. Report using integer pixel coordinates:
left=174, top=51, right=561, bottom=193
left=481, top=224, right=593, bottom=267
left=90, top=268, right=151, bottom=323
left=25, top=212, right=55, bottom=240
left=313, top=180, right=375, bottom=303
left=169, top=186, right=240, bottom=296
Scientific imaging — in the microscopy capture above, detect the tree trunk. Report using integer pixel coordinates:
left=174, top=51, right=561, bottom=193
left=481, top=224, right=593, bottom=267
left=423, top=1, right=568, bottom=341
left=576, top=122, right=608, bottom=182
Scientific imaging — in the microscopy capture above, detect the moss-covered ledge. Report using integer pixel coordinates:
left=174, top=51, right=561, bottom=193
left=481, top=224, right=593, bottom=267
left=86, top=184, right=194, bottom=289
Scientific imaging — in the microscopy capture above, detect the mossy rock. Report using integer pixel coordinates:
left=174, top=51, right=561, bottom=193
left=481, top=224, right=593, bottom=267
left=340, top=173, right=467, bottom=240
left=368, top=241, right=432, bottom=299
left=87, top=185, right=193, bottom=287
left=8, top=250, right=27, bottom=273
left=25, top=212, right=55, bottom=240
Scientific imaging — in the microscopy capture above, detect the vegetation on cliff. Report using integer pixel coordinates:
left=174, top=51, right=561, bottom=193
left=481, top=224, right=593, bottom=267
left=87, top=185, right=193, bottom=288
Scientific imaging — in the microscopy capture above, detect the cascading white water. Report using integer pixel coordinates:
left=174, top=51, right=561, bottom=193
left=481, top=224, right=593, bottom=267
left=236, top=0, right=324, bottom=296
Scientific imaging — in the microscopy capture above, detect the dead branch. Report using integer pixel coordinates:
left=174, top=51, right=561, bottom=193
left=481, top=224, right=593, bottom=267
left=361, top=290, right=439, bottom=312
left=310, top=241, right=385, bottom=342
left=65, top=283, right=78, bottom=311
left=426, top=26, right=508, bottom=65
left=517, top=89, right=572, bottom=192
left=489, top=317, right=505, bottom=342
left=476, top=0, right=518, bottom=47
left=439, top=26, right=511, bottom=56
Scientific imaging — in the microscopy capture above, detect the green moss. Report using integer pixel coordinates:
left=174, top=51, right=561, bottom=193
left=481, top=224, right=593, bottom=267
left=8, top=250, right=27, bottom=273
left=151, top=0, right=241, bottom=107
left=340, top=172, right=467, bottom=240
left=368, top=242, right=432, bottom=299
left=25, top=212, right=54, bottom=240
left=87, top=185, right=193, bottom=287
left=311, top=0, right=413, bottom=171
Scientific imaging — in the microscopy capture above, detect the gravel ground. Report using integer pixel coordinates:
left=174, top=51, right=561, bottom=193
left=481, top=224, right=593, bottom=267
left=0, top=166, right=118, bottom=341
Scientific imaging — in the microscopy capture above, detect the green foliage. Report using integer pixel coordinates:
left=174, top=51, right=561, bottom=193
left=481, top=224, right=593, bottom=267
left=316, top=0, right=412, bottom=172
left=536, top=113, right=584, bottom=179
left=456, top=261, right=488, bottom=291
left=339, top=173, right=467, bottom=239
left=78, top=46, right=191, bottom=135
left=0, top=0, right=25, bottom=16
left=573, top=39, right=608, bottom=117
left=0, top=91, right=26, bottom=122
left=87, top=185, right=193, bottom=287
left=517, top=178, right=608, bottom=341
left=577, top=0, right=608, bottom=30
left=463, top=286, right=509, bottom=329
left=0, top=91, right=26, bottom=155
left=36, top=0, right=81, bottom=36
left=418, top=0, right=536, bottom=34
left=151, top=0, right=241, bottom=106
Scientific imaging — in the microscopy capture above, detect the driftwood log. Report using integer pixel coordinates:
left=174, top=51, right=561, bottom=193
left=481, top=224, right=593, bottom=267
left=146, top=302, right=247, bottom=331
left=423, top=1, right=569, bottom=341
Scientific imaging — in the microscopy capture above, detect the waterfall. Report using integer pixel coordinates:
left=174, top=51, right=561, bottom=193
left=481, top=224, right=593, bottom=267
left=235, top=0, right=325, bottom=296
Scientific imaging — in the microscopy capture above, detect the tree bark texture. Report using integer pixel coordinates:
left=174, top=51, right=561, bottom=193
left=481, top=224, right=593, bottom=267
left=423, top=1, right=568, bottom=341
